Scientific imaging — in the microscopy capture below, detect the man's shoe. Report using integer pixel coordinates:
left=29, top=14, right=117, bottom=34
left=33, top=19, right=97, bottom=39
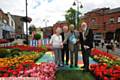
left=75, top=64, right=78, bottom=68
left=66, top=63, right=69, bottom=65
left=81, top=66, right=85, bottom=68
left=83, top=69, right=90, bottom=72
left=70, top=65, right=73, bottom=68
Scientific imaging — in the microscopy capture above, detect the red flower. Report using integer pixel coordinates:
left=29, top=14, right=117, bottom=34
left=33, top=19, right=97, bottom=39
left=110, top=77, right=117, bottom=80
left=103, top=77, right=109, bottom=80
left=103, top=70, right=108, bottom=75
left=2, top=45, right=47, bottom=52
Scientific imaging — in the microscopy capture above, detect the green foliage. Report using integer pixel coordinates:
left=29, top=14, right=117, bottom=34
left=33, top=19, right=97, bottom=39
left=22, top=51, right=35, bottom=55
left=98, top=56, right=120, bottom=68
left=34, top=33, right=41, bottom=40
left=65, top=8, right=76, bottom=25
left=113, top=60, right=120, bottom=66
left=12, top=42, right=18, bottom=46
left=34, top=52, right=45, bottom=62
left=9, top=48, right=21, bottom=57
left=65, top=7, right=81, bottom=29
left=11, top=48, right=21, bottom=53
left=41, top=45, right=48, bottom=52
left=0, top=48, right=10, bottom=58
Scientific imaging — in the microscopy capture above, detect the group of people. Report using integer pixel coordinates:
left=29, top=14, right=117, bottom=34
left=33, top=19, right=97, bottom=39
left=49, top=22, right=94, bottom=71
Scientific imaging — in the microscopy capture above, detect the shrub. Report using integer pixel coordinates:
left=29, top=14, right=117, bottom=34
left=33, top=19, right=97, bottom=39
left=34, top=33, right=41, bottom=40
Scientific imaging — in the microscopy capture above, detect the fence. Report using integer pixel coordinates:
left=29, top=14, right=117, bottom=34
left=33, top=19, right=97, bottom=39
left=0, top=38, right=50, bottom=47
left=29, top=38, right=50, bottom=47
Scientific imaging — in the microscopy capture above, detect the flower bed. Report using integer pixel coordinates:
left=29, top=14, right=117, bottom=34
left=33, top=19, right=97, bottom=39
left=0, top=45, right=47, bottom=68
left=90, top=63, right=120, bottom=80
left=1, top=45, right=47, bottom=52
left=90, top=48, right=120, bottom=80
left=0, top=39, right=9, bottom=44
left=0, top=61, right=56, bottom=80
left=91, top=48, right=116, bottom=61
left=0, top=52, right=43, bottom=67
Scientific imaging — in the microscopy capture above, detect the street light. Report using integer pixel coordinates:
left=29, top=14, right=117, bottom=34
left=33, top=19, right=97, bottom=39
left=73, top=0, right=83, bottom=29
left=25, top=0, right=28, bottom=44
left=43, top=19, right=49, bottom=27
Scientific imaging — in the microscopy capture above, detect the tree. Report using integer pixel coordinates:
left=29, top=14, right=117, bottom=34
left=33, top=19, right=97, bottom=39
left=29, top=25, right=36, bottom=34
left=65, top=7, right=81, bottom=29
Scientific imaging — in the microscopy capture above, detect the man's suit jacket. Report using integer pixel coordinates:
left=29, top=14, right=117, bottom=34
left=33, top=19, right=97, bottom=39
left=79, top=28, right=94, bottom=49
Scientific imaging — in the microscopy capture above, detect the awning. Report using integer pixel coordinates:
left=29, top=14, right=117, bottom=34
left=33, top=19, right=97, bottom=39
left=0, top=22, right=15, bottom=32
left=0, top=21, right=4, bottom=28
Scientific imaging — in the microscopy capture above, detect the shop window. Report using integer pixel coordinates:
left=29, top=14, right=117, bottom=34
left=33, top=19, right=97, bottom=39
left=91, top=18, right=96, bottom=24
left=109, top=17, right=115, bottom=23
left=118, top=16, right=120, bottom=22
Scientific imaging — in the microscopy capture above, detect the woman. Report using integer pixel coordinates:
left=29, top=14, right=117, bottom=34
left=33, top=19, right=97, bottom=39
left=49, top=27, right=63, bottom=67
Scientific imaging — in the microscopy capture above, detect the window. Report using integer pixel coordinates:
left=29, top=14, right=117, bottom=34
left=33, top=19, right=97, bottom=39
left=109, top=17, right=115, bottom=23
left=3, top=19, right=7, bottom=23
left=118, top=16, right=120, bottom=22
left=18, top=26, right=21, bottom=29
left=91, top=18, right=96, bottom=24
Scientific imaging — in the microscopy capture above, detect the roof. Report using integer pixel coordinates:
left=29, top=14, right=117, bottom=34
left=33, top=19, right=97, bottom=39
left=56, top=21, right=66, bottom=23
left=108, top=7, right=120, bottom=14
left=85, top=8, right=109, bottom=14
left=0, top=9, right=4, bottom=13
left=84, top=7, right=120, bottom=16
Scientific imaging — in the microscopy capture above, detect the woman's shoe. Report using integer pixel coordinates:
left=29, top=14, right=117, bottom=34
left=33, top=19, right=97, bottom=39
left=70, top=65, right=73, bottom=68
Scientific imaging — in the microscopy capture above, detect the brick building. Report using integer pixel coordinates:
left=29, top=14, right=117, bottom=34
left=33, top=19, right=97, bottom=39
left=12, top=15, right=24, bottom=34
left=42, top=26, right=53, bottom=38
left=53, top=21, right=67, bottom=33
left=0, top=9, right=15, bottom=39
left=0, top=9, right=24, bottom=39
left=82, top=7, right=120, bottom=42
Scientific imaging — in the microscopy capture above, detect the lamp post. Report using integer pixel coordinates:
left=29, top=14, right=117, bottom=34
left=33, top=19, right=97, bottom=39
left=43, top=19, right=49, bottom=27
left=73, top=0, right=83, bottom=29
left=25, top=0, right=28, bottom=44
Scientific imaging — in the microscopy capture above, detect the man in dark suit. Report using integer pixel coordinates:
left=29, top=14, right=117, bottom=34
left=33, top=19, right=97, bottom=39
left=79, top=22, right=93, bottom=71
left=61, top=26, right=69, bottom=65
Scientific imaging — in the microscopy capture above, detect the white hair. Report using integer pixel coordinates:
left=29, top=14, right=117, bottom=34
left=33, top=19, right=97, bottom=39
left=81, top=22, right=87, bottom=26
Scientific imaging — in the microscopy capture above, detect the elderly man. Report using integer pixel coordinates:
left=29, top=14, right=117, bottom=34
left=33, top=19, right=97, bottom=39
left=61, top=25, right=69, bottom=65
left=79, top=22, right=93, bottom=71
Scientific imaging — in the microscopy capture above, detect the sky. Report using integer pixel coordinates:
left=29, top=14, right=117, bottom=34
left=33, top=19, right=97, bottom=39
left=0, top=0, right=120, bottom=28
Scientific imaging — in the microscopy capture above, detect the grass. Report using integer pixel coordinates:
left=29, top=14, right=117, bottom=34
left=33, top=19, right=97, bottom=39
left=56, top=70, right=95, bottom=80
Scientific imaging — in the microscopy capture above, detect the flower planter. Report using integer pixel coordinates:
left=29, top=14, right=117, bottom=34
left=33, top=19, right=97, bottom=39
left=90, top=48, right=120, bottom=80
left=0, top=62, right=57, bottom=80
